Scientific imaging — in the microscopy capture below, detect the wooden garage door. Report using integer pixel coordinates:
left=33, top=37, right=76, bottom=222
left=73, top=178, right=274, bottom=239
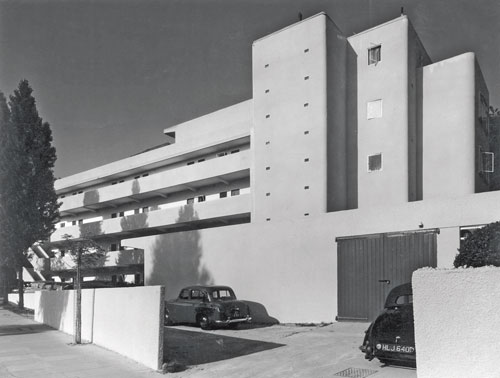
left=336, top=229, right=438, bottom=322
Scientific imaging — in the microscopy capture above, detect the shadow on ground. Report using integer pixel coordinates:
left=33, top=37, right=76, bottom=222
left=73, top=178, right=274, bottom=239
left=164, top=327, right=285, bottom=366
left=0, top=324, right=53, bottom=336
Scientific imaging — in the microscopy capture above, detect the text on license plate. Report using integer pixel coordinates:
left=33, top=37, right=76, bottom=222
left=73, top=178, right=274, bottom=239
left=378, top=343, right=415, bottom=354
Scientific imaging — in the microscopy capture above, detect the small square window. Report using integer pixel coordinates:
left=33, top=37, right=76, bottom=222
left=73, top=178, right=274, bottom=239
left=304, top=131, right=309, bottom=135
left=198, top=158, right=205, bottom=163
left=219, top=192, right=227, bottom=198
left=118, top=180, right=124, bottom=183
left=78, top=219, right=83, bottom=225
left=217, top=152, right=228, bottom=157
left=134, top=176, right=140, bottom=180
left=187, top=198, right=194, bottom=204
left=119, top=211, right=124, bottom=217
left=266, top=193, right=271, bottom=197
left=368, top=45, right=381, bottom=65
left=142, top=207, right=149, bottom=213
left=304, top=76, right=310, bottom=80
left=265, top=114, right=270, bottom=119
left=134, top=208, right=140, bottom=214
left=142, top=173, right=149, bottom=177
left=72, top=220, right=76, bottom=226
left=265, top=141, right=270, bottom=145
left=198, top=195, right=206, bottom=202
left=367, top=99, right=383, bottom=119
left=187, top=161, right=195, bottom=165
left=266, top=167, right=270, bottom=171
left=111, top=182, right=117, bottom=185
left=111, top=244, right=117, bottom=251
left=60, top=222, right=65, bottom=228
left=265, top=89, right=270, bottom=93
left=368, top=153, right=383, bottom=172
left=304, top=103, right=309, bottom=107
left=304, top=158, right=309, bottom=162
left=304, top=48, right=309, bottom=53
left=304, top=186, right=309, bottom=190
left=265, top=64, right=269, bottom=68
left=304, top=213, right=309, bottom=216
left=231, top=149, right=240, bottom=154
left=231, top=189, right=240, bottom=196
left=111, top=213, right=117, bottom=218
left=266, top=218, right=271, bottom=221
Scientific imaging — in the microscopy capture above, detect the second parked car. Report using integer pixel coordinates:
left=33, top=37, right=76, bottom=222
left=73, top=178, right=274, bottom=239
left=165, top=285, right=252, bottom=330
left=360, top=283, right=416, bottom=368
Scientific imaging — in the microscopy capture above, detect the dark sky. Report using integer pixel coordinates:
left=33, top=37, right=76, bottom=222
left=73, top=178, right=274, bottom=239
left=1, top=0, right=499, bottom=178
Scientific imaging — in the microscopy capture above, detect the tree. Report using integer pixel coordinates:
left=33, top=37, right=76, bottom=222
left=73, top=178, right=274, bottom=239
left=0, top=91, right=16, bottom=303
left=454, top=222, right=500, bottom=268
left=62, top=233, right=106, bottom=344
left=0, top=80, right=60, bottom=308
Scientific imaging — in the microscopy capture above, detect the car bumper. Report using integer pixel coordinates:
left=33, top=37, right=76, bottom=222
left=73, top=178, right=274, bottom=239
left=215, top=315, right=252, bottom=325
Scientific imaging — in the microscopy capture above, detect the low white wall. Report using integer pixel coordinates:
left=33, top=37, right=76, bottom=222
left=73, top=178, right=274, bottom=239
left=92, top=286, right=164, bottom=371
left=8, top=292, right=36, bottom=310
left=34, top=286, right=164, bottom=370
left=413, top=267, right=500, bottom=378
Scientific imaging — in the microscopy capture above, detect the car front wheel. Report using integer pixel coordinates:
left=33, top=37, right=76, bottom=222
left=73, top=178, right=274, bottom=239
left=197, top=314, right=212, bottom=330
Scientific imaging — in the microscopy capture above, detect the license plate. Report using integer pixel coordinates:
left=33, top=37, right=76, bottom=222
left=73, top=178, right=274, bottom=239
left=378, top=343, right=415, bottom=354
left=232, top=311, right=240, bottom=318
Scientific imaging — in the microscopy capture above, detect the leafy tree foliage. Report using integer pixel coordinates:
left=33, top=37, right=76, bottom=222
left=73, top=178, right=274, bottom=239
left=454, top=222, right=500, bottom=268
left=0, top=80, right=60, bottom=306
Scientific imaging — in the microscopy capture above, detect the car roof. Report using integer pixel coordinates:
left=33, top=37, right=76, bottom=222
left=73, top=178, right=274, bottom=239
left=181, top=285, right=233, bottom=291
left=385, top=283, right=412, bottom=308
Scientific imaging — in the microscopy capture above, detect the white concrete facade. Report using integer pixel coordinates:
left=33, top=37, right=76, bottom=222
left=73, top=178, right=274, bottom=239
left=413, top=268, right=500, bottom=378
left=47, top=13, right=497, bottom=323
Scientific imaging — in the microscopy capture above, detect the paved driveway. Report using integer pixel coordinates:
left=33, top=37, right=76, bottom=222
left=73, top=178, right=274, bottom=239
left=163, top=322, right=417, bottom=378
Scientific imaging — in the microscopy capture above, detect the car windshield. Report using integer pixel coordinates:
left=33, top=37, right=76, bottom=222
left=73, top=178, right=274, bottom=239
left=210, top=288, right=236, bottom=301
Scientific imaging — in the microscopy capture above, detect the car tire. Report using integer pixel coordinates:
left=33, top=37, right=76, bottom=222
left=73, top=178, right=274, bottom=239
left=198, top=314, right=212, bottom=330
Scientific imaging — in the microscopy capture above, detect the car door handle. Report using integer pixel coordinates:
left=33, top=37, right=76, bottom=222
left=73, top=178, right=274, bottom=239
left=378, top=279, right=391, bottom=284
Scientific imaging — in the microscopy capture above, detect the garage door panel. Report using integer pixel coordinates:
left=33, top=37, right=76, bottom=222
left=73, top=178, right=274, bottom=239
left=337, top=229, right=438, bottom=322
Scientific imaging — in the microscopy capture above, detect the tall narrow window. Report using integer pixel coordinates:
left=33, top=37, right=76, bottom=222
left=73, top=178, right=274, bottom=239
left=368, top=153, right=383, bottom=172
left=368, top=45, right=381, bottom=65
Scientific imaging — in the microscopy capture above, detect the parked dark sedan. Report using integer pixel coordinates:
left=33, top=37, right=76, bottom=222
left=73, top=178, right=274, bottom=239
left=360, top=283, right=416, bottom=368
left=165, top=285, right=252, bottom=330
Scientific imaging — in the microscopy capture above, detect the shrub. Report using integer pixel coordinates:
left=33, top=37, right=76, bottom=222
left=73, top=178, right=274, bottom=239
left=454, top=221, right=500, bottom=268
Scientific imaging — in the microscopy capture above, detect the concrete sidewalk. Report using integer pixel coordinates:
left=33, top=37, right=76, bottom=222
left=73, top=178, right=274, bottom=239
left=0, top=304, right=161, bottom=378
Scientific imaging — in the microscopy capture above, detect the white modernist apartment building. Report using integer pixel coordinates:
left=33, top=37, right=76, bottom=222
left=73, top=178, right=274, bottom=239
left=37, top=13, right=499, bottom=323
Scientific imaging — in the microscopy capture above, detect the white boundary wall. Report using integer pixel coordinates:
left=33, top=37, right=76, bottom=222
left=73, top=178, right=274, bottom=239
left=8, top=292, right=36, bottom=310
left=412, top=267, right=500, bottom=378
left=34, top=286, right=164, bottom=370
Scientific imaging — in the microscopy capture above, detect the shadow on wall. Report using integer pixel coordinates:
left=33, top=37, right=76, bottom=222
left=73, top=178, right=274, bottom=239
left=83, top=189, right=99, bottom=207
left=163, top=328, right=284, bottom=366
left=37, top=290, right=69, bottom=332
left=149, top=204, right=213, bottom=299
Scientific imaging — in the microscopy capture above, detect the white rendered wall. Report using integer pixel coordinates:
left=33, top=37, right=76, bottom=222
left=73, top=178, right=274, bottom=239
left=252, top=13, right=329, bottom=222
left=34, top=286, right=164, bottom=370
left=413, top=268, right=500, bottom=378
left=422, top=53, right=476, bottom=199
left=348, top=17, right=410, bottom=208
left=126, top=190, right=500, bottom=324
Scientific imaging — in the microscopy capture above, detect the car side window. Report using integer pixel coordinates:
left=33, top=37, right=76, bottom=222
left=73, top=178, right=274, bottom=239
left=395, top=294, right=413, bottom=305
left=179, top=289, right=189, bottom=299
left=191, top=289, right=201, bottom=299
